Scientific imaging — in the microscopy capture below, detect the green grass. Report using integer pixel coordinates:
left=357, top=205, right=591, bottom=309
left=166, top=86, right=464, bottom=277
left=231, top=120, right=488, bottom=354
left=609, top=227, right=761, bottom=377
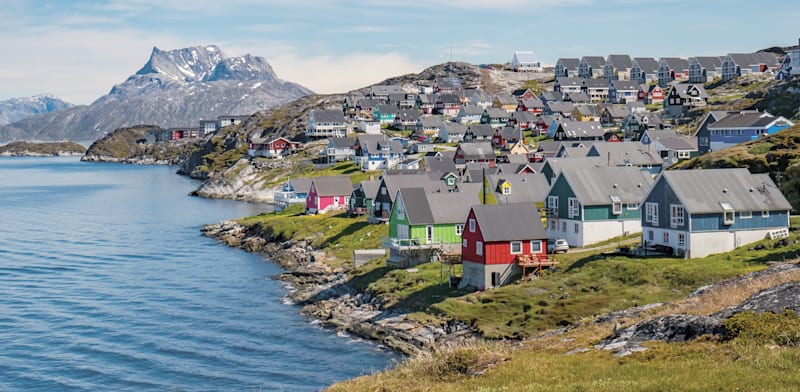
left=293, top=161, right=381, bottom=184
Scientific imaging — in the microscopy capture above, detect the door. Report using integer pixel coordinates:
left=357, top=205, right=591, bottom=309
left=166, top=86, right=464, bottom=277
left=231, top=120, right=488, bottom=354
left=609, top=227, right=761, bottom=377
left=426, top=225, right=434, bottom=244
left=491, top=272, right=500, bottom=288
left=397, top=225, right=409, bottom=244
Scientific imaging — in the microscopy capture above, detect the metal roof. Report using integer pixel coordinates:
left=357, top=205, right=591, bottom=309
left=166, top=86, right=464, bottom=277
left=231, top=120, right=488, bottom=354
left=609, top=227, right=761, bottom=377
left=560, top=166, right=654, bottom=205
left=471, top=203, right=547, bottom=242
left=311, top=175, right=354, bottom=196
left=660, top=168, right=792, bottom=213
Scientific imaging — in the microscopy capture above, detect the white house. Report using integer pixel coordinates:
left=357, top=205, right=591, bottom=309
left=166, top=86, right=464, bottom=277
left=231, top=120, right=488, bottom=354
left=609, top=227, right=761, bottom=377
left=512, top=51, right=541, bottom=72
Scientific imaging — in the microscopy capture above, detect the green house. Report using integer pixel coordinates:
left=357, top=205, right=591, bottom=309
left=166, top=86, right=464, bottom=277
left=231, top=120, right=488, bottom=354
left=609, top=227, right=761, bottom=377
left=383, top=187, right=477, bottom=267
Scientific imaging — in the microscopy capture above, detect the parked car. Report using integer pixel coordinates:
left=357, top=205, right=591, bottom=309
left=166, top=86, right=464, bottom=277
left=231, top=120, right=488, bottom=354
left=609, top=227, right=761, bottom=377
left=547, top=238, right=569, bottom=254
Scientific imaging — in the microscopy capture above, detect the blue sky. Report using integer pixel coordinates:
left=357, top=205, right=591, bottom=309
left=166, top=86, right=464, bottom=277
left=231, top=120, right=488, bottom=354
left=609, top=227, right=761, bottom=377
left=1, top=0, right=798, bottom=104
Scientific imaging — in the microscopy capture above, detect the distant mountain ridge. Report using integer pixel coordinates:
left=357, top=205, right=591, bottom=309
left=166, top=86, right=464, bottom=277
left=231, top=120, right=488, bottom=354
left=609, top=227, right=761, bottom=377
left=0, top=94, right=73, bottom=126
left=0, top=45, right=312, bottom=142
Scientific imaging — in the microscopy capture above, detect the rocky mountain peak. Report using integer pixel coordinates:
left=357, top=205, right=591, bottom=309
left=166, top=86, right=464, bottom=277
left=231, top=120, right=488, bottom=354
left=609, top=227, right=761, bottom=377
left=205, top=54, right=277, bottom=82
left=134, top=45, right=227, bottom=83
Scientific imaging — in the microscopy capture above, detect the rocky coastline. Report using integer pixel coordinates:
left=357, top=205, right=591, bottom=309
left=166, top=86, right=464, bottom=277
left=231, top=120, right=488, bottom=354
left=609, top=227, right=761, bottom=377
left=0, top=150, right=84, bottom=157
left=0, top=141, right=86, bottom=157
left=201, top=220, right=480, bottom=356
left=80, top=154, right=181, bottom=165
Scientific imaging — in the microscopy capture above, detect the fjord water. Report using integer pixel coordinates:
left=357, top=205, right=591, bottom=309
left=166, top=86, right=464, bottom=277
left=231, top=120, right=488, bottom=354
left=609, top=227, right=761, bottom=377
left=0, top=157, right=395, bottom=391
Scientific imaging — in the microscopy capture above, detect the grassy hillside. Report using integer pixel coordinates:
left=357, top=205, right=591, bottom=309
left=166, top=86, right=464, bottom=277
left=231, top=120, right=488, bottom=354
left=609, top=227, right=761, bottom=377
left=84, top=124, right=203, bottom=162
left=0, top=140, right=85, bottom=155
left=672, top=124, right=800, bottom=211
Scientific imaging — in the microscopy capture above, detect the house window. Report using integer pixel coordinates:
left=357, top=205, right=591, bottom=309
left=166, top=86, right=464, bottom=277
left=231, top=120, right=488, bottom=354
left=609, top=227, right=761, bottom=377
left=548, top=219, right=555, bottom=230
left=561, top=222, right=567, bottom=232
left=645, top=202, right=658, bottom=225
left=648, top=230, right=654, bottom=241
left=381, top=188, right=387, bottom=195
left=721, top=202, right=735, bottom=225
left=397, top=202, right=405, bottom=220
left=611, top=196, right=622, bottom=215
left=476, top=241, right=483, bottom=256
left=670, top=204, right=685, bottom=227
left=530, top=240, right=542, bottom=253
left=510, top=241, right=522, bottom=254
left=663, top=231, right=669, bottom=244
left=573, top=223, right=579, bottom=234
left=455, top=224, right=464, bottom=236
left=568, top=197, right=579, bottom=218
left=627, top=203, right=639, bottom=210
left=463, top=239, right=468, bottom=248
left=678, top=233, right=686, bottom=247
left=502, top=185, right=511, bottom=195
left=762, top=210, right=770, bottom=218
left=469, top=218, right=476, bottom=233
left=548, top=196, right=559, bottom=210
left=740, top=211, right=752, bottom=219
left=678, top=151, right=690, bottom=158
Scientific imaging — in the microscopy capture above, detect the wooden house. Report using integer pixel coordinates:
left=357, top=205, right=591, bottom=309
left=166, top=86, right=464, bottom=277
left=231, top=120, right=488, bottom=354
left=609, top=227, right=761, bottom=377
left=688, top=56, right=723, bottom=83
left=454, top=142, right=496, bottom=169
left=512, top=51, right=541, bottom=72
left=705, top=111, right=793, bottom=152
left=657, top=57, right=689, bottom=87
left=306, top=109, right=348, bottom=138
left=248, top=136, right=303, bottom=159
left=664, top=84, right=708, bottom=117
left=630, top=57, right=659, bottom=84
left=579, top=56, right=606, bottom=79
left=372, top=174, right=442, bottom=222
left=461, top=203, right=549, bottom=289
left=546, top=166, right=654, bottom=247
left=721, top=52, right=779, bottom=82
left=603, top=54, right=633, bottom=80
left=554, top=58, right=580, bottom=78
left=641, top=169, right=791, bottom=258
left=305, top=176, right=354, bottom=214
left=349, top=179, right=381, bottom=216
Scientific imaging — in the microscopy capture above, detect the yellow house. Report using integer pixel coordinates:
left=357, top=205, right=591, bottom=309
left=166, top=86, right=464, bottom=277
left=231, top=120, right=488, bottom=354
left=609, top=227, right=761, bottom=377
left=506, top=141, right=530, bottom=156
left=480, top=173, right=549, bottom=223
left=571, top=104, right=601, bottom=122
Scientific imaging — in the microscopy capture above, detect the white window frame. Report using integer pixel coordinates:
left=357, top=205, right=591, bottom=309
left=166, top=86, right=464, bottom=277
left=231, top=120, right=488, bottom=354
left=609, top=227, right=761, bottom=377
left=476, top=241, right=483, bottom=256
left=469, top=218, right=476, bottom=233
left=530, top=240, right=542, bottom=253
left=762, top=210, right=770, bottom=218
left=663, top=231, right=669, bottom=244
left=510, top=241, right=522, bottom=254
left=645, top=202, right=658, bottom=225
left=721, top=202, right=735, bottom=225
left=455, top=224, right=464, bottom=236
left=548, top=195, right=559, bottom=210
left=611, top=196, right=622, bottom=215
left=573, top=223, right=579, bottom=234
left=678, top=233, right=686, bottom=247
left=397, top=201, right=405, bottom=220
left=568, top=197, right=579, bottom=218
left=670, top=204, right=684, bottom=228
left=462, top=239, right=467, bottom=248
left=740, top=211, right=752, bottom=219
left=502, top=184, right=511, bottom=195
left=626, top=203, right=639, bottom=210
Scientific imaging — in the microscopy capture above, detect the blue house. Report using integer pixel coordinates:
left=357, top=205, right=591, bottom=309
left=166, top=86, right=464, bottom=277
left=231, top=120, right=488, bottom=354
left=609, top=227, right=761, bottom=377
left=640, top=168, right=791, bottom=258
left=706, top=111, right=794, bottom=152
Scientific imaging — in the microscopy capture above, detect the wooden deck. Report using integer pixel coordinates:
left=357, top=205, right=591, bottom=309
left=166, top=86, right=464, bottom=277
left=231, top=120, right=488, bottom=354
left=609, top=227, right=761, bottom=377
left=515, top=255, right=558, bottom=278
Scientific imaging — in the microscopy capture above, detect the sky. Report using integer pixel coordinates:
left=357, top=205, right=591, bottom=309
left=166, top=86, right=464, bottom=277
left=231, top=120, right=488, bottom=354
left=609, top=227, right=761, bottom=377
left=1, top=0, right=798, bottom=105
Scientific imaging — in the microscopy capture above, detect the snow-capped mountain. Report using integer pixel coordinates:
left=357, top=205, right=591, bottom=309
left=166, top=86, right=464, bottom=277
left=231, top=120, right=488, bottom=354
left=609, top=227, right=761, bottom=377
left=0, top=94, right=74, bottom=126
left=0, top=45, right=312, bottom=142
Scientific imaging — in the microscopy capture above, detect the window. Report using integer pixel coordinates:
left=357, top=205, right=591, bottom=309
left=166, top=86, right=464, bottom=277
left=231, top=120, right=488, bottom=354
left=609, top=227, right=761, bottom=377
left=530, top=240, right=542, bottom=253
left=455, top=224, right=464, bottom=236
left=611, top=196, right=622, bottom=215
left=397, top=201, right=405, bottom=220
left=381, top=187, right=387, bottom=195
left=670, top=204, right=685, bottom=227
left=510, top=241, right=522, bottom=254
left=678, top=233, right=686, bottom=247
left=561, top=221, right=567, bottom=232
left=762, top=210, right=770, bottom=218
left=502, top=185, right=511, bottom=195
left=476, top=241, right=483, bottom=256
left=463, top=239, right=467, bottom=248
left=626, top=203, right=639, bottom=210
left=740, top=211, right=752, bottom=219
left=678, top=151, right=690, bottom=158
left=574, top=223, right=579, bottom=234
left=469, top=218, right=476, bottom=233
left=645, top=202, right=659, bottom=225
left=663, top=231, right=669, bottom=244
left=568, top=197, right=579, bottom=218
left=548, top=195, right=559, bottom=210
left=648, top=230, right=654, bottom=241
left=721, top=202, right=735, bottom=225
left=548, top=219, right=555, bottom=230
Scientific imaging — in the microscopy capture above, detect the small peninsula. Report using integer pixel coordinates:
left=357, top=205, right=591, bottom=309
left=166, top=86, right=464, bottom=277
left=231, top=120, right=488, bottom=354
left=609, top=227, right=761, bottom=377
left=0, top=141, right=86, bottom=157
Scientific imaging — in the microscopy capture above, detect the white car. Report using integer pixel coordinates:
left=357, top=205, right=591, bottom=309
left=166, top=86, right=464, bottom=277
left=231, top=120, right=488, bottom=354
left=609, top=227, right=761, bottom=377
left=547, top=238, right=569, bottom=254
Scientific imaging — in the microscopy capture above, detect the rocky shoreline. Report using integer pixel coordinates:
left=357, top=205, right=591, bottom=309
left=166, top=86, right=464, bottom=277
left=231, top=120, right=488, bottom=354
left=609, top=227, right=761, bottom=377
left=0, top=150, right=84, bottom=157
left=201, top=220, right=480, bottom=356
left=80, top=154, right=181, bottom=165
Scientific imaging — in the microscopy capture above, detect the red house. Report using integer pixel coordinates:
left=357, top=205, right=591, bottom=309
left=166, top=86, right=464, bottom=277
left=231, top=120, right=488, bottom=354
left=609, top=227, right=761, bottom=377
left=637, top=84, right=664, bottom=104
left=248, top=136, right=303, bottom=158
left=305, top=175, right=353, bottom=214
left=461, top=203, right=549, bottom=289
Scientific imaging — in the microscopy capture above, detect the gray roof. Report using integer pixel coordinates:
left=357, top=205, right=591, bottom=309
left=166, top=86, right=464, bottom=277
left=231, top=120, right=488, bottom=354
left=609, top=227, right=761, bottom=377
left=558, top=146, right=590, bottom=158
left=604, top=106, right=630, bottom=118
left=612, top=80, right=639, bottom=91
left=458, top=105, right=485, bottom=116
left=692, top=56, right=723, bottom=69
left=425, top=152, right=459, bottom=177
left=511, top=111, right=538, bottom=123
left=557, top=77, right=584, bottom=87
left=398, top=187, right=477, bottom=225
left=311, top=175, right=354, bottom=196
left=486, top=173, right=549, bottom=204
left=558, top=119, right=605, bottom=138
left=567, top=92, right=591, bottom=103
left=459, top=142, right=496, bottom=160
left=542, top=157, right=605, bottom=175
left=588, top=142, right=661, bottom=166
left=437, top=93, right=461, bottom=104
left=468, top=123, right=494, bottom=137
left=606, top=54, right=632, bottom=69
left=632, top=57, right=659, bottom=73
left=708, top=112, right=790, bottom=130
left=584, top=78, right=610, bottom=89
left=726, top=52, right=778, bottom=67
left=659, top=168, right=792, bottom=213
left=371, top=85, right=404, bottom=95
left=519, top=97, right=544, bottom=108
left=670, top=83, right=708, bottom=99
left=547, top=101, right=575, bottom=114
left=540, top=91, right=563, bottom=102
left=499, top=126, right=523, bottom=140
left=582, top=56, right=606, bottom=68
left=396, top=108, right=421, bottom=122
left=290, top=178, right=313, bottom=194
left=494, top=94, right=518, bottom=105
left=311, top=109, right=345, bottom=123
left=382, top=174, right=443, bottom=202
left=359, top=179, right=382, bottom=199
left=471, top=203, right=547, bottom=242
left=442, top=122, right=467, bottom=135
left=660, top=57, right=689, bottom=71
left=574, top=104, right=600, bottom=116
left=560, top=166, right=654, bottom=205
left=656, top=136, right=697, bottom=151
left=557, top=58, right=580, bottom=70
left=484, top=107, right=511, bottom=119
left=357, top=98, right=383, bottom=109
left=328, top=136, right=356, bottom=148
left=357, top=134, right=404, bottom=155
left=418, top=116, right=444, bottom=128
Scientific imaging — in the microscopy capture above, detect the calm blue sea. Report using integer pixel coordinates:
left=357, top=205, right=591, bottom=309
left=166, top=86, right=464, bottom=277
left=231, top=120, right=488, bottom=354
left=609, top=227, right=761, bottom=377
left=0, top=157, right=395, bottom=391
